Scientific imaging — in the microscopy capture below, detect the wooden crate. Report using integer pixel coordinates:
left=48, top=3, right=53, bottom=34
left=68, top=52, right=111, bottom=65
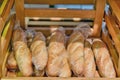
left=1, top=0, right=120, bottom=79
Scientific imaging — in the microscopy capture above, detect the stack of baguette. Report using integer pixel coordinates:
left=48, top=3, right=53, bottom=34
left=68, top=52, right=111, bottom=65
left=6, top=23, right=116, bottom=78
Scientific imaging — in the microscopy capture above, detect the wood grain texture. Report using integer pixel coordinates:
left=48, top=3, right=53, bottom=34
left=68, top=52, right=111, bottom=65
left=15, top=0, right=25, bottom=28
left=1, top=15, right=15, bottom=77
left=1, top=0, right=14, bottom=22
left=0, top=19, right=2, bottom=78
left=108, top=0, right=120, bottom=23
left=0, top=0, right=14, bottom=33
left=93, top=0, right=106, bottom=37
left=25, top=9, right=96, bottom=18
left=24, top=0, right=95, bottom=4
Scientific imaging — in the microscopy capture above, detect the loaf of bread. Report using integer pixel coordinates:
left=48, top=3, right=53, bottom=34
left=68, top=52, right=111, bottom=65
left=92, top=39, right=116, bottom=78
left=7, top=51, right=17, bottom=70
left=30, top=32, right=48, bottom=76
left=13, top=27, right=33, bottom=76
left=46, top=27, right=71, bottom=77
left=67, top=31, right=84, bottom=77
left=84, top=39, right=96, bottom=77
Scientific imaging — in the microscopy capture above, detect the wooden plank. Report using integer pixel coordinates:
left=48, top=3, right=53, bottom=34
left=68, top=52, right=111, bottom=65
left=1, top=15, right=15, bottom=77
left=102, top=28, right=119, bottom=76
left=25, top=0, right=95, bottom=4
left=15, top=0, right=25, bottom=29
left=112, top=13, right=120, bottom=28
left=25, top=9, right=96, bottom=18
left=105, top=13, right=120, bottom=74
left=92, top=0, right=106, bottom=37
left=1, top=0, right=14, bottom=21
left=2, top=77, right=120, bottom=80
left=2, top=15, right=15, bottom=62
left=0, top=18, right=4, bottom=34
left=0, top=19, right=2, bottom=78
left=108, top=0, right=120, bottom=23
left=0, top=0, right=14, bottom=32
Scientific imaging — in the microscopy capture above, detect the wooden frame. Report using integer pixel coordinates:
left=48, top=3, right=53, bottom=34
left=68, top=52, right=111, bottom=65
left=3, top=0, right=120, bottom=79
left=1, top=22, right=119, bottom=79
left=24, top=0, right=95, bottom=4
left=15, top=0, right=106, bottom=37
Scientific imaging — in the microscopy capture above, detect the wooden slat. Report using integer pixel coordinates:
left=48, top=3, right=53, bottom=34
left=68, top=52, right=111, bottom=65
left=105, top=12, right=120, bottom=74
left=0, top=0, right=14, bottom=32
left=2, top=15, right=15, bottom=61
left=25, top=0, right=95, bottom=4
left=0, top=18, right=4, bottom=34
left=1, top=0, right=14, bottom=21
left=112, top=13, right=120, bottom=28
left=15, top=0, right=25, bottom=28
left=1, top=15, right=15, bottom=77
left=102, top=28, right=119, bottom=76
left=2, top=77, right=120, bottom=80
left=25, top=9, right=96, bottom=18
left=0, top=20, right=2, bottom=78
left=108, top=0, right=120, bottom=23
left=92, top=0, right=106, bottom=37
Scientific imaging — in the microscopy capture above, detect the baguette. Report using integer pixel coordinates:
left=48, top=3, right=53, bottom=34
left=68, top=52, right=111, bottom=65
left=84, top=39, right=96, bottom=77
left=46, top=27, right=71, bottom=77
left=67, top=31, right=84, bottom=76
left=13, top=27, right=33, bottom=76
left=92, top=39, right=116, bottom=78
left=30, top=32, right=48, bottom=76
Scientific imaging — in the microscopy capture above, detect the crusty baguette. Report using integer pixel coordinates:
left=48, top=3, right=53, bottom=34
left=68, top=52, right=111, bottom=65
left=30, top=32, right=48, bottom=76
left=13, top=28, right=33, bottom=76
left=13, top=41, right=33, bottom=76
left=92, top=39, right=116, bottom=78
left=84, top=39, right=96, bottom=77
left=7, top=51, right=17, bottom=70
left=46, top=28, right=71, bottom=77
left=67, top=31, right=84, bottom=77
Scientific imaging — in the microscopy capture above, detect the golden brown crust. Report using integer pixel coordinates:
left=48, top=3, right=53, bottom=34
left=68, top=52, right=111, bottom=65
left=92, top=39, right=116, bottom=78
left=13, top=41, right=33, bottom=76
left=46, top=29, right=71, bottom=77
left=84, top=40, right=96, bottom=77
left=67, top=31, right=84, bottom=77
left=30, top=32, right=48, bottom=74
